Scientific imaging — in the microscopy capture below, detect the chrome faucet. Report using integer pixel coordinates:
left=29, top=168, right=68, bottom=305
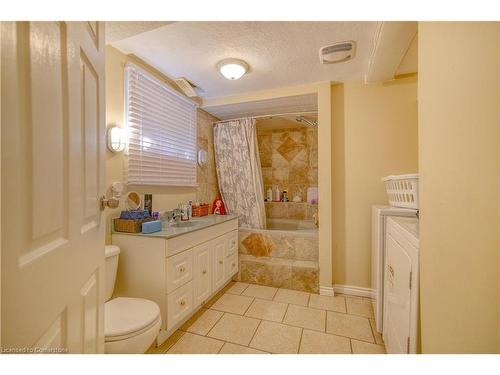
left=165, top=208, right=182, bottom=224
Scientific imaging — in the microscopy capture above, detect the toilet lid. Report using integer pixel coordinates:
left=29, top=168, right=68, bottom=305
left=105, top=297, right=160, bottom=339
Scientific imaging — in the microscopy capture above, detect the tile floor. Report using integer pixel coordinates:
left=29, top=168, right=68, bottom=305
left=147, top=282, right=386, bottom=354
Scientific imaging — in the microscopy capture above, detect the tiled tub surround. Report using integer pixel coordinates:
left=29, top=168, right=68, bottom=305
left=258, top=126, right=317, bottom=203
left=147, top=282, right=385, bottom=354
left=236, top=219, right=319, bottom=293
left=265, top=201, right=318, bottom=220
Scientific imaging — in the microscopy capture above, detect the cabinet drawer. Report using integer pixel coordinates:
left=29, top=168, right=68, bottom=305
left=225, top=253, right=238, bottom=280
left=166, top=281, right=193, bottom=331
left=225, top=230, right=238, bottom=257
left=166, top=249, right=193, bottom=293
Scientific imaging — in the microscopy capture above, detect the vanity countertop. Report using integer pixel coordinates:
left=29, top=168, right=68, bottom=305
left=112, top=214, right=239, bottom=239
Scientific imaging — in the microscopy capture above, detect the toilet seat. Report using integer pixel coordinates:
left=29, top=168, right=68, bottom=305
left=105, top=297, right=161, bottom=342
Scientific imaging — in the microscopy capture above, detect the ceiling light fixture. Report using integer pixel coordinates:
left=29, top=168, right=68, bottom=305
left=217, top=58, right=249, bottom=80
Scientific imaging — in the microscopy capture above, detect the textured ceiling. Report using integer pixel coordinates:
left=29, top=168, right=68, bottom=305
left=204, top=93, right=317, bottom=120
left=111, top=21, right=382, bottom=98
left=105, top=21, right=173, bottom=44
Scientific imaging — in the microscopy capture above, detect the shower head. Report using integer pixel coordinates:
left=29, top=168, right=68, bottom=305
left=295, top=116, right=318, bottom=127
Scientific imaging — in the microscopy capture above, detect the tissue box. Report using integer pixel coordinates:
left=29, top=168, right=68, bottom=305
left=141, top=220, right=162, bottom=234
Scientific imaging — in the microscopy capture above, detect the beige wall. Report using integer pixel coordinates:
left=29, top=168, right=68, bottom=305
left=418, top=22, right=499, bottom=353
left=105, top=46, right=219, bottom=243
left=332, top=77, right=419, bottom=288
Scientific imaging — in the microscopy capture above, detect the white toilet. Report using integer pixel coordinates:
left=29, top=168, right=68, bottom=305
left=104, top=245, right=161, bottom=353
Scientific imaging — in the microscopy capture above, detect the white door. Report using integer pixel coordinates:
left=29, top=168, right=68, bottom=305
left=1, top=21, right=106, bottom=353
left=383, top=233, right=412, bottom=354
left=213, top=238, right=226, bottom=291
left=193, top=242, right=212, bottom=307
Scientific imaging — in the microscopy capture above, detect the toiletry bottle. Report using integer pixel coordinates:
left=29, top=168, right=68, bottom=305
left=144, top=194, right=153, bottom=215
left=274, top=186, right=281, bottom=202
left=188, top=200, right=193, bottom=219
left=282, top=190, right=289, bottom=202
left=181, top=202, right=189, bottom=221
left=266, top=187, right=273, bottom=202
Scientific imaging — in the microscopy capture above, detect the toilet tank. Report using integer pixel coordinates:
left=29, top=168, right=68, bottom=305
left=104, top=245, right=120, bottom=302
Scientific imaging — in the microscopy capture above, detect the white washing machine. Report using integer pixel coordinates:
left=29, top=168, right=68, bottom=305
left=371, top=205, right=417, bottom=333
left=383, top=216, right=419, bottom=354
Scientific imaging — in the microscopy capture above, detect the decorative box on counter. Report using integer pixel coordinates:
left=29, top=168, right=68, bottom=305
left=113, top=210, right=154, bottom=233
left=192, top=204, right=210, bottom=217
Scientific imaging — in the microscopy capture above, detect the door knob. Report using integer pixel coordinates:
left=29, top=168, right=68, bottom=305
left=100, top=195, right=119, bottom=211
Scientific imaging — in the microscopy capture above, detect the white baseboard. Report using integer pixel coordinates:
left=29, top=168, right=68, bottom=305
left=333, top=284, right=375, bottom=299
left=319, top=285, right=334, bottom=296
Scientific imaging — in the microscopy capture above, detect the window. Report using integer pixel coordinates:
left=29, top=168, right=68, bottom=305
left=125, top=64, right=198, bottom=187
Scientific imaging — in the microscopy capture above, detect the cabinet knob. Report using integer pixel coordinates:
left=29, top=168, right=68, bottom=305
left=232, top=263, right=236, bottom=267
left=179, top=266, right=186, bottom=273
left=219, top=260, right=223, bottom=265
left=180, top=300, right=186, bottom=306
left=202, top=269, right=207, bottom=274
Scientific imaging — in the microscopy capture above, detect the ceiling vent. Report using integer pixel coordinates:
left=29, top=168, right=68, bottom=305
left=174, top=77, right=199, bottom=97
left=319, top=41, right=356, bottom=64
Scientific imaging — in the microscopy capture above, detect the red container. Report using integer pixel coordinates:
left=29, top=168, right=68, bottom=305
left=192, top=204, right=209, bottom=217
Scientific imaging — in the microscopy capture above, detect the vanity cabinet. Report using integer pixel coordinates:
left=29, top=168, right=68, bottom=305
left=111, top=216, right=238, bottom=345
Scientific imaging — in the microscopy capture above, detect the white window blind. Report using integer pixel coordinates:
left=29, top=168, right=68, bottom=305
left=125, top=64, right=198, bottom=187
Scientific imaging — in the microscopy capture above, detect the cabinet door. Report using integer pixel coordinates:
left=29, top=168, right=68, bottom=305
left=383, top=233, right=412, bottom=354
left=225, top=253, right=238, bottom=280
left=225, top=230, right=238, bottom=257
left=193, top=242, right=212, bottom=307
left=212, top=238, right=226, bottom=291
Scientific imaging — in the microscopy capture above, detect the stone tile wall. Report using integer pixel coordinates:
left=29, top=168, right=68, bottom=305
left=196, top=109, right=220, bottom=209
left=236, top=230, right=319, bottom=293
left=265, top=202, right=318, bottom=220
left=258, top=127, right=318, bottom=204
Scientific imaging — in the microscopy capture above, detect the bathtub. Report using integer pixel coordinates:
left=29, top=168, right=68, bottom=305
left=236, top=218, right=319, bottom=293
left=265, top=218, right=317, bottom=231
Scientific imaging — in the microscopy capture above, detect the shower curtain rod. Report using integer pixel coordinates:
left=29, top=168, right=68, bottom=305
left=214, top=111, right=318, bottom=123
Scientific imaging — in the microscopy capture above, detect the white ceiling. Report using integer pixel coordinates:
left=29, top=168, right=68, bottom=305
left=105, top=22, right=173, bottom=44
left=111, top=21, right=417, bottom=100
left=111, top=21, right=388, bottom=99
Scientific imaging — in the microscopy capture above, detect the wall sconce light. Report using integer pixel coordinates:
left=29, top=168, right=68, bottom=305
left=197, top=149, right=208, bottom=167
left=107, top=125, right=125, bottom=153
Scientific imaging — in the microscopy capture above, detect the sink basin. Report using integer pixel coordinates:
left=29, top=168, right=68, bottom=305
left=171, top=221, right=204, bottom=228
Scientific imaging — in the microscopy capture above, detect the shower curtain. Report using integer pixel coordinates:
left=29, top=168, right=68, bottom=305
left=213, top=118, right=266, bottom=229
